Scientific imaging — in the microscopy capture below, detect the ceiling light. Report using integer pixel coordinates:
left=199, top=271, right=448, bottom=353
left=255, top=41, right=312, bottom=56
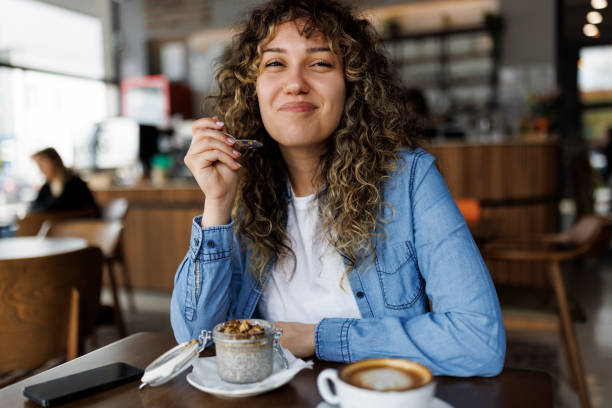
left=587, top=11, right=603, bottom=24
left=583, top=23, right=600, bottom=37
left=591, top=0, right=608, bottom=9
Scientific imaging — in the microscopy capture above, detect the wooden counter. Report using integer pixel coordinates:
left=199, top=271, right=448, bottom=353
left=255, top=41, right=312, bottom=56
left=427, top=140, right=559, bottom=287
left=94, top=184, right=203, bottom=292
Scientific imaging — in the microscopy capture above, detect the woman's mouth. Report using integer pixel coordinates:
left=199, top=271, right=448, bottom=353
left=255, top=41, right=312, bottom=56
left=278, top=102, right=317, bottom=112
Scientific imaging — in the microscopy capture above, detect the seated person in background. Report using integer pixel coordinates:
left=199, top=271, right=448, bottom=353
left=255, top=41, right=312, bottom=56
left=171, top=0, right=505, bottom=377
left=400, top=87, right=436, bottom=139
left=30, top=147, right=100, bottom=216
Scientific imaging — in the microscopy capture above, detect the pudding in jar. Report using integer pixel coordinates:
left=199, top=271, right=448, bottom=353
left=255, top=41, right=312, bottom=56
left=213, top=319, right=275, bottom=383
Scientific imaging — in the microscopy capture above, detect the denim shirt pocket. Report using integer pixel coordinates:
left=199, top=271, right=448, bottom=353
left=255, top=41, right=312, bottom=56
left=375, top=240, right=425, bottom=309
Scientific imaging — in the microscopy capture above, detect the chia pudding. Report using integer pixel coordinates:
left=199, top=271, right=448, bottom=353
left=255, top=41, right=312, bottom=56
left=213, top=319, right=274, bottom=384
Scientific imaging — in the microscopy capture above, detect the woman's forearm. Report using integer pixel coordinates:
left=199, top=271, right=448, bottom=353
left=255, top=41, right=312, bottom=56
left=170, top=216, right=237, bottom=342
left=315, top=311, right=505, bottom=377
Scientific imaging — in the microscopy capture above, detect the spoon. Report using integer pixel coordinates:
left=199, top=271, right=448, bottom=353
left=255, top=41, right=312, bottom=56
left=219, top=130, right=263, bottom=150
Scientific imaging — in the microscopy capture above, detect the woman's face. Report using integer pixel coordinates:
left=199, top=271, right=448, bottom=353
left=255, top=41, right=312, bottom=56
left=34, top=156, right=56, bottom=182
left=255, top=21, right=346, bottom=154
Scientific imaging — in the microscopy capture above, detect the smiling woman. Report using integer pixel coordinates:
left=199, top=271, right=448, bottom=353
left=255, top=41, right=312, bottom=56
left=171, top=0, right=506, bottom=378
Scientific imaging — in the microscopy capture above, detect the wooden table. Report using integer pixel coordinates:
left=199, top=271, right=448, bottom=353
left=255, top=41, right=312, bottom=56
left=0, top=237, right=87, bottom=260
left=0, top=332, right=554, bottom=408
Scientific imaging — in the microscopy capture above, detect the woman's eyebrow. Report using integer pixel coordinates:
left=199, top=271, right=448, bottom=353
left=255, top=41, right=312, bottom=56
left=262, top=46, right=331, bottom=53
left=307, top=47, right=331, bottom=53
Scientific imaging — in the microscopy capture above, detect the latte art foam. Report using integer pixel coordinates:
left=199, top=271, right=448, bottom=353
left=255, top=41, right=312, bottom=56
left=354, top=367, right=419, bottom=391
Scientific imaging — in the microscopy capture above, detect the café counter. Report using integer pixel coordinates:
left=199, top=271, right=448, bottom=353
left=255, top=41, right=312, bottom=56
left=93, top=183, right=203, bottom=291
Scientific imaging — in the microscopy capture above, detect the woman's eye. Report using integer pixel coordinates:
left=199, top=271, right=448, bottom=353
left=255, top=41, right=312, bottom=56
left=264, top=60, right=283, bottom=68
left=313, top=60, right=333, bottom=68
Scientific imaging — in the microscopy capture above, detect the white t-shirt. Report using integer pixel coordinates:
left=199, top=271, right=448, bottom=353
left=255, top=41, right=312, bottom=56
left=257, top=191, right=362, bottom=324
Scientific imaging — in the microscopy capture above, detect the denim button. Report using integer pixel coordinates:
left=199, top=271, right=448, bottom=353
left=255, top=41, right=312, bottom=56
left=356, top=291, right=365, bottom=298
left=207, top=240, right=215, bottom=248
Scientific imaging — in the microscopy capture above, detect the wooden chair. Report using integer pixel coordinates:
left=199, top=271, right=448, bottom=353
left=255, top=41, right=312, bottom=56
left=482, top=215, right=612, bottom=408
left=41, top=219, right=127, bottom=339
left=0, top=247, right=103, bottom=382
left=16, top=207, right=98, bottom=237
left=102, top=198, right=128, bottom=222
left=101, top=198, right=135, bottom=311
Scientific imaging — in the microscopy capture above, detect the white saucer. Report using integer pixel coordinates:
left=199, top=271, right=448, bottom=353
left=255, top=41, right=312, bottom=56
left=186, top=348, right=313, bottom=398
left=187, top=371, right=293, bottom=398
left=315, top=397, right=454, bottom=408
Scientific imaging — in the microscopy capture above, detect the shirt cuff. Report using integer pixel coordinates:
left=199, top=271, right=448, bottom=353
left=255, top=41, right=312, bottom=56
left=189, top=215, right=234, bottom=261
left=315, top=318, right=357, bottom=363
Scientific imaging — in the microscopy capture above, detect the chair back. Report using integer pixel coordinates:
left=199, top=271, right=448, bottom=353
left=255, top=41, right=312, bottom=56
left=0, top=247, right=103, bottom=372
left=42, top=220, right=123, bottom=258
left=564, top=215, right=612, bottom=255
left=17, top=207, right=98, bottom=237
left=102, top=198, right=129, bottom=222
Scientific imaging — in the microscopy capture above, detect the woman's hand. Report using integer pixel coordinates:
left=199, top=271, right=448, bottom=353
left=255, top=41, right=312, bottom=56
left=273, top=322, right=317, bottom=358
left=185, top=117, right=241, bottom=226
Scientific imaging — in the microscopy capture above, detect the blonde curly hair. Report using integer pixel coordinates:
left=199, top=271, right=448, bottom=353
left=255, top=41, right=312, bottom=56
left=205, top=0, right=420, bottom=284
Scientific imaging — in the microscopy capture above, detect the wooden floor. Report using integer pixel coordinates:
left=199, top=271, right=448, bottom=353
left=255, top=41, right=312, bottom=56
left=568, top=256, right=612, bottom=408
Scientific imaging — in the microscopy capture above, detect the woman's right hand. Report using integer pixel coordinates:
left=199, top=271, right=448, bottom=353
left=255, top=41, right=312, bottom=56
left=185, top=117, right=241, bottom=227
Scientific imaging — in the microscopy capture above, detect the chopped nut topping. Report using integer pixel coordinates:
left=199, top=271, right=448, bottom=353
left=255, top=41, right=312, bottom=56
left=219, top=319, right=264, bottom=337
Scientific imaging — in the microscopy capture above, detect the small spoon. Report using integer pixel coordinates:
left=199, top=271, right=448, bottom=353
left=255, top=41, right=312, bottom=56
left=219, top=130, right=263, bottom=150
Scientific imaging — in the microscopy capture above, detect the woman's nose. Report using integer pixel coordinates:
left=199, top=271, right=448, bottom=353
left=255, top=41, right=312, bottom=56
left=283, top=68, right=309, bottom=95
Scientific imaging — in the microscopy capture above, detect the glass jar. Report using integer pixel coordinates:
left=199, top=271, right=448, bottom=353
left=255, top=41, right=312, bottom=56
left=212, top=319, right=277, bottom=384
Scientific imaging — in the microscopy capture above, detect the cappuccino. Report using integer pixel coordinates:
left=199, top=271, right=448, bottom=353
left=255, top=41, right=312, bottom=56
left=341, top=359, right=431, bottom=391
left=317, top=358, right=436, bottom=408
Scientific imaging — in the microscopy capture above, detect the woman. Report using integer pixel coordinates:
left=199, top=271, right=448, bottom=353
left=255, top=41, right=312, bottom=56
left=171, top=0, right=505, bottom=377
left=30, top=147, right=99, bottom=216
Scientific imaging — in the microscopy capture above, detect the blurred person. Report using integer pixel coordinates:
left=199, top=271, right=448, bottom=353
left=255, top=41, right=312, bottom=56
left=400, top=87, right=436, bottom=139
left=30, top=147, right=100, bottom=216
left=171, top=0, right=505, bottom=377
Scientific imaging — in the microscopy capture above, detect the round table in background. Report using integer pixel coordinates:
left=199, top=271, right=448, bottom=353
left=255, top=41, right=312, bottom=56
left=0, top=236, right=88, bottom=260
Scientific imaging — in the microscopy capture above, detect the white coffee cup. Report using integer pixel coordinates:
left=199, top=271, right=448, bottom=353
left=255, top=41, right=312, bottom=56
left=317, top=358, right=436, bottom=408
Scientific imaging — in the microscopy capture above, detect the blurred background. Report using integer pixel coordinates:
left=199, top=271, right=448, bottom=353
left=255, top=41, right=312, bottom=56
left=2, top=0, right=612, bottom=228
left=1, top=0, right=611, bottom=407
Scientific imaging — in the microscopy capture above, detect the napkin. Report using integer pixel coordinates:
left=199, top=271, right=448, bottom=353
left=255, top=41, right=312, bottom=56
left=191, top=348, right=313, bottom=393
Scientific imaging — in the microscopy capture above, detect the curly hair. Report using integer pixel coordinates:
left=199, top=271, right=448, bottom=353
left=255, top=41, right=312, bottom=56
left=206, top=0, right=420, bottom=285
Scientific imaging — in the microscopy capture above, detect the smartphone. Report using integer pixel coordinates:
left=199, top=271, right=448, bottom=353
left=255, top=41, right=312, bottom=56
left=23, top=362, right=143, bottom=407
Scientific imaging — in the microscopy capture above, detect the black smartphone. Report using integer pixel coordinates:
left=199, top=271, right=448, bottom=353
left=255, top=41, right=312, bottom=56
left=23, top=362, right=143, bottom=407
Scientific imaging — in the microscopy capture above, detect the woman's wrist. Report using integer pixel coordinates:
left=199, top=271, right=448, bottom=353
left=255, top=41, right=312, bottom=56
left=202, top=198, right=233, bottom=227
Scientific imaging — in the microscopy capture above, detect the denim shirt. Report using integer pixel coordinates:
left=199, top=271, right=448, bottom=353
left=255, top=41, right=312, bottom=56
left=170, top=148, right=506, bottom=377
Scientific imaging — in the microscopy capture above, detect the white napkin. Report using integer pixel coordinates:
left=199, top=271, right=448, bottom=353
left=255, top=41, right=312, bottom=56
left=191, top=348, right=313, bottom=393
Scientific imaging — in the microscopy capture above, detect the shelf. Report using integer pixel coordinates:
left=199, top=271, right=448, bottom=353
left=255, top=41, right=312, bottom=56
left=391, top=49, right=491, bottom=67
left=401, top=74, right=491, bottom=89
left=383, top=25, right=487, bottom=42
left=386, top=25, right=496, bottom=118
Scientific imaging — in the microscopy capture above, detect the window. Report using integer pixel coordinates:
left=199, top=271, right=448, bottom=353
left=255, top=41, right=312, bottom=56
left=0, top=0, right=114, bottom=192
left=0, top=0, right=104, bottom=78
left=579, top=45, right=612, bottom=105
